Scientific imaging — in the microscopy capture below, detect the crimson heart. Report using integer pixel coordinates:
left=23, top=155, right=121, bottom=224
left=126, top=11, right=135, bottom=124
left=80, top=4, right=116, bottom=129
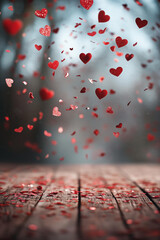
left=125, top=53, right=134, bottom=61
left=113, top=132, right=120, bottom=138
left=79, top=53, right=92, bottom=64
left=48, top=61, right=59, bottom=70
left=109, top=67, right=123, bottom=77
left=116, top=36, right=128, bottom=48
left=135, top=17, right=148, bottom=28
left=35, top=44, right=42, bottom=51
left=14, top=127, right=23, bottom=133
left=39, top=88, right=54, bottom=101
left=95, top=88, right=107, bottom=99
left=3, top=18, right=23, bottom=35
left=39, top=25, right=51, bottom=36
left=116, top=123, right=122, bottom=128
left=35, top=8, right=48, bottom=18
left=80, top=0, right=93, bottom=10
left=98, top=10, right=110, bottom=23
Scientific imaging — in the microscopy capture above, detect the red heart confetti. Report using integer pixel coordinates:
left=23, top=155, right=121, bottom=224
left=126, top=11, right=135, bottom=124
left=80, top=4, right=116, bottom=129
left=35, top=8, right=48, bottom=18
left=48, top=61, right=59, bottom=70
left=93, top=129, right=99, bottom=136
left=79, top=53, right=92, bottom=64
left=116, top=123, right=122, bottom=128
left=95, top=88, right=108, bottom=99
left=14, top=127, right=23, bottom=133
left=80, top=0, right=93, bottom=10
left=115, top=36, right=128, bottom=48
left=106, top=106, right=114, bottom=114
left=3, top=18, right=23, bottom=35
left=135, top=17, right=148, bottom=28
left=35, top=44, right=42, bottom=51
left=109, top=67, right=123, bottom=77
left=5, top=78, right=14, bottom=87
left=125, top=53, right=134, bottom=61
left=39, top=25, right=51, bottom=37
left=52, top=107, right=61, bottom=117
left=113, top=132, right=120, bottom=138
left=39, top=88, right=54, bottom=101
left=98, top=10, right=110, bottom=23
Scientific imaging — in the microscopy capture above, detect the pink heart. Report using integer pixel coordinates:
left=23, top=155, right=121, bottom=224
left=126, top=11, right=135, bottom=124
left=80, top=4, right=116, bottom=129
left=39, top=25, right=51, bottom=37
left=5, top=78, right=14, bottom=87
left=52, top=107, right=61, bottom=117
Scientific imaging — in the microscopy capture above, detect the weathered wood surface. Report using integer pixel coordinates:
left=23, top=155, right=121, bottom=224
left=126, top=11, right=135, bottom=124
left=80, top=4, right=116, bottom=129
left=0, top=164, right=160, bottom=240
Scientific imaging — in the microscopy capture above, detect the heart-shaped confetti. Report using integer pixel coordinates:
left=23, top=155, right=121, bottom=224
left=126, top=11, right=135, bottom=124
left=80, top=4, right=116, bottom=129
left=113, top=132, right=119, bottom=138
left=3, top=18, right=23, bottom=35
left=35, top=8, right=48, bottom=18
left=109, top=67, right=123, bottom=77
left=52, top=107, right=61, bottom=117
left=5, top=78, right=14, bottom=87
left=115, top=36, right=128, bottom=48
left=14, top=127, right=23, bottom=133
left=135, top=18, right=148, bottom=28
left=35, top=44, right=42, bottom=51
left=93, top=129, right=99, bottom=136
left=39, top=25, right=51, bottom=37
left=79, top=53, right=92, bottom=64
left=48, top=60, right=59, bottom=70
left=39, top=88, right=54, bottom=101
left=95, top=88, right=108, bottom=99
left=116, top=123, right=122, bottom=128
left=98, top=10, right=110, bottom=23
left=125, top=53, right=134, bottom=61
left=80, top=0, right=93, bottom=10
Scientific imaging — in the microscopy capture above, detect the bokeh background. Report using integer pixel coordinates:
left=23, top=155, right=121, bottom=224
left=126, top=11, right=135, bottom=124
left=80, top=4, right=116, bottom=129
left=0, top=0, right=160, bottom=164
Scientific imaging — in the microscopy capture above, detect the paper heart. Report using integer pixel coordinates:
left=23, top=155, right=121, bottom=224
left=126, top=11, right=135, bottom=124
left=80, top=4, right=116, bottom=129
left=109, top=67, right=123, bottom=77
left=115, top=36, right=128, bottom=48
left=5, top=78, right=14, bottom=87
left=35, top=8, right=48, bottom=18
left=95, top=88, right=107, bottom=99
left=48, top=60, right=59, bottom=70
left=106, top=106, right=114, bottom=114
left=125, top=53, right=134, bottom=61
left=14, top=127, right=23, bottom=133
left=80, top=0, right=93, bottom=10
left=39, top=25, right=51, bottom=37
left=3, top=18, right=23, bottom=35
left=39, top=88, right=54, bottom=101
left=98, top=10, right=110, bottom=23
left=113, top=132, right=120, bottom=138
left=79, top=53, right=92, bottom=64
left=35, top=44, right=42, bottom=51
left=135, top=17, right=148, bottom=28
left=52, top=107, right=61, bottom=117
left=116, top=123, right=122, bottom=128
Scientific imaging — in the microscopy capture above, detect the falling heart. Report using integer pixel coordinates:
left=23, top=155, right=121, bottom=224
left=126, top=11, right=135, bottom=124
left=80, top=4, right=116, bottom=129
left=5, top=78, right=14, bottom=87
left=135, top=17, right=148, bottom=28
left=113, top=132, right=120, bottom=138
left=109, top=67, right=123, bottom=77
left=39, top=88, right=54, bottom=101
left=35, top=44, right=42, bottom=51
left=98, top=10, right=110, bottom=23
left=14, top=127, right=23, bottom=133
left=125, top=53, right=134, bottom=61
left=3, top=18, right=23, bottom=35
left=115, top=36, right=128, bottom=48
left=79, top=53, right=92, bottom=64
left=80, top=0, right=93, bottom=10
left=48, top=61, right=59, bottom=70
left=39, top=25, right=51, bottom=37
left=52, top=107, right=61, bottom=117
left=95, top=88, right=108, bottom=99
left=35, top=8, right=48, bottom=18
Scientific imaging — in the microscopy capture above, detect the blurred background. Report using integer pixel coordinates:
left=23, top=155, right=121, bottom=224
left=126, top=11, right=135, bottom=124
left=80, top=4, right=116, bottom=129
left=0, top=0, right=160, bottom=164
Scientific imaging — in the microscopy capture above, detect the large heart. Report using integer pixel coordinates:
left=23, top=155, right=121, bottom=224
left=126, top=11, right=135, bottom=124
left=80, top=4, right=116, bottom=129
left=98, top=10, right=110, bottom=23
left=109, top=67, right=123, bottom=77
left=79, top=53, right=92, bottom=64
left=35, top=8, right=48, bottom=18
left=135, top=18, right=148, bottom=28
left=95, top=88, right=108, bottom=99
left=115, top=36, right=128, bottom=48
left=39, top=88, right=54, bottom=100
left=3, top=18, right=23, bottom=35
left=39, top=25, right=51, bottom=37
left=80, top=0, right=93, bottom=10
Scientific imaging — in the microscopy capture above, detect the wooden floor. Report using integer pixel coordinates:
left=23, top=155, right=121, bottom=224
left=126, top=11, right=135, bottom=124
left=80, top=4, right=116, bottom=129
left=0, top=164, right=160, bottom=240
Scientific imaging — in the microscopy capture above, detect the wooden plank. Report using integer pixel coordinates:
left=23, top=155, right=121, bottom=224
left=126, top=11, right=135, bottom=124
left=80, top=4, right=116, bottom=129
left=101, top=165, right=160, bottom=240
left=16, top=167, right=79, bottom=240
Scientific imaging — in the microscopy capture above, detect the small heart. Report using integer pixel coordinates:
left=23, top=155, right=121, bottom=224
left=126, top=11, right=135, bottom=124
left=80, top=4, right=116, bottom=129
left=3, top=18, right=23, bottom=35
left=135, top=17, right=148, bottom=28
left=106, top=106, right=114, bottom=114
left=35, top=8, right=48, bottom=18
left=39, top=88, right=54, bottom=101
left=8, top=6, right=13, bottom=11
left=80, top=87, right=86, bottom=93
left=87, top=31, right=96, bottom=36
left=93, top=129, right=99, bottom=136
left=109, top=67, right=123, bottom=77
left=116, top=123, right=122, bottom=128
left=80, top=0, right=93, bottom=10
left=98, top=10, right=110, bottom=23
left=116, top=36, right=128, bottom=48
left=52, top=107, right=61, bottom=117
left=125, top=53, right=134, bottom=61
left=48, top=60, right=59, bottom=70
left=5, top=78, right=14, bottom=87
left=79, top=53, right=92, bottom=64
left=27, top=124, right=34, bottom=130
left=113, top=132, right=120, bottom=138
left=95, top=88, right=108, bottom=99
left=39, top=25, right=51, bottom=37
left=14, top=127, right=23, bottom=133
left=35, top=44, right=42, bottom=51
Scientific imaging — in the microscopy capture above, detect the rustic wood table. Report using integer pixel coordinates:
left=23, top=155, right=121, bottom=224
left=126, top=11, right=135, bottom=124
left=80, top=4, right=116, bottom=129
left=0, top=164, right=160, bottom=240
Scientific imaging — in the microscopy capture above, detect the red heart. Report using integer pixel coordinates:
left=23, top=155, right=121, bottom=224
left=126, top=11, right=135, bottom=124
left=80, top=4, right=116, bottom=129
left=109, top=67, right=123, bottom=77
left=35, top=44, right=42, bottom=51
left=93, top=129, right=99, bottom=136
left=35, top=8, right=48, bottom=18
left=125, top=53, right=134, bottom=61
left=116, top=36, right=128, bottom=48
left=39, top=88, right=54, bottom=101
left=79, top=53, right=92, bottom=64
left=116, top=123, right=122, bottom=128
left=80, top=0, right=93, bottom=10
left=39, top=25, right=51, bottom=36
left=135, top=18, right=148, bottom=28
left=14, top=127, right=23, bottom=133
left=98, top=10, right=110, bottom=23
left=3, top=18, right=23, bottom=35
left=113, top=132, right=119, bottom=138
left=48, top=60, right=59, bottom=70
left=95, top=88, right=108, bottom=99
